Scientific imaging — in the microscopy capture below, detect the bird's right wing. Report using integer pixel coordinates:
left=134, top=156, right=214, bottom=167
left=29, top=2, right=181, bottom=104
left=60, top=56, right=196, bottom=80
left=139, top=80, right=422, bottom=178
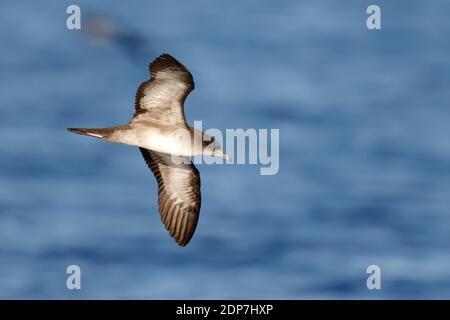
left=140, top=148, right=201, bottom=246
left=133, top=54, right=194, bottom=127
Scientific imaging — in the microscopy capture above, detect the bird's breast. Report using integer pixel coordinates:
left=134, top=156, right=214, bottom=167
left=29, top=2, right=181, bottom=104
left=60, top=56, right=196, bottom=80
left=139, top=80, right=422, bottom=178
left=134, top=126, right=195, bottom=156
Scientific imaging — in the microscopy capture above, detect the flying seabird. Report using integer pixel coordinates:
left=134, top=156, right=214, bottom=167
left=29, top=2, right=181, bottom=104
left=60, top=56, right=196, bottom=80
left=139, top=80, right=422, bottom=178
left=68, top=54, right=230, bottom=246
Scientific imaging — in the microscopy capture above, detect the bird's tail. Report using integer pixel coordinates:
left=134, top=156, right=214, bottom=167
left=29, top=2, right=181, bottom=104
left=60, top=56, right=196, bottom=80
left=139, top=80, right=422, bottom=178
left=67, top=125, right=129, bottom=140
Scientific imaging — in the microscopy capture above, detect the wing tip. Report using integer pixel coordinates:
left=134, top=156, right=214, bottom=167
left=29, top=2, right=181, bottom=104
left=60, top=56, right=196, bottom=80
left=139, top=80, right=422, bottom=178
left=175, top=236, right=193, bottom=247
left=176, top=240, right=189, bottom=247
left=164, top=209, right=199, bottom=247
left=148, top=53, right=193, bottom=81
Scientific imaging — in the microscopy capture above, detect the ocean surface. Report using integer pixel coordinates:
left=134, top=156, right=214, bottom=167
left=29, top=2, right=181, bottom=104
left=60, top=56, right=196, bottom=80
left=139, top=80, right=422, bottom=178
left=0, top=0, right=450, bottom=299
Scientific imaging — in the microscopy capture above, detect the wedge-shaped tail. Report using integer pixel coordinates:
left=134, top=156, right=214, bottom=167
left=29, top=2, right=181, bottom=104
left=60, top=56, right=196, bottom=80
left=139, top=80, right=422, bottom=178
left=67, top=125, right=129, bottom=140
left=67, top=127, right=105, bottom=139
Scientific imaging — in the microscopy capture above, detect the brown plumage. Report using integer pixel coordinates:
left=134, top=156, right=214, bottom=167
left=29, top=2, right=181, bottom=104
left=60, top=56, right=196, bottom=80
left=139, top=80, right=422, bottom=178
left=133, top=53, right=194, bottom=126
left=67, top=125, right=129, bottom=139
left=68, top=53, right=230, bottom=247
left=134, top=54, right=201, bottom=246
left=140, top=149, right=200, bottom=246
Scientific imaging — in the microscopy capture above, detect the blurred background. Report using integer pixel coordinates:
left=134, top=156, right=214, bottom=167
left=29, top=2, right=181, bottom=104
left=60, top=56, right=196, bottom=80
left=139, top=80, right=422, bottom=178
left=0, top=0, right=449, bottom=299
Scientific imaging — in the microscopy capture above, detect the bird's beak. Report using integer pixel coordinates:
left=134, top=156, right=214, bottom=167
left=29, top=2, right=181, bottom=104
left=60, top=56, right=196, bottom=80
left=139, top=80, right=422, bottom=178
left=214, top=150, right=232, bottom=162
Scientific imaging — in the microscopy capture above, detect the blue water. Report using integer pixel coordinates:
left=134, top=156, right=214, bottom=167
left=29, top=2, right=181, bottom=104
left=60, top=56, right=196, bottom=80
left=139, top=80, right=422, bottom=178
left=1, top=0, right=450, bottom=299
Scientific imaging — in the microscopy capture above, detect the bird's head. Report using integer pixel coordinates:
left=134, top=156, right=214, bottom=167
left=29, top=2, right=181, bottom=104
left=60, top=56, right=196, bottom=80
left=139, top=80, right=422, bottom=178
left=201, top=134, right=231, bottom=161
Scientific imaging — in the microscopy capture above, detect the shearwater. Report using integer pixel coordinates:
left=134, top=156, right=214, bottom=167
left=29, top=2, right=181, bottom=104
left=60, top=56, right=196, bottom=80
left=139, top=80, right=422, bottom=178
left=68, top=54, right=230, bottom=246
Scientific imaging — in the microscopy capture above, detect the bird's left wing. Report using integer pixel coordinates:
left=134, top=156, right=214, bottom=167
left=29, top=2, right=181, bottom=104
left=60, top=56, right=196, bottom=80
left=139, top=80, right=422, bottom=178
left=133, top=54, right=194, bottom=127
left=140, top=148, right=201, bottom=246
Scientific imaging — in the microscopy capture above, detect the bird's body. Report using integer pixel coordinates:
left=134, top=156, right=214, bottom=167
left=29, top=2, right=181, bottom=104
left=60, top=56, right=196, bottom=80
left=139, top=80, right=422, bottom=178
left=76, top=123, right=202, bottom=157
left=68, top=54, right=229, bottom=246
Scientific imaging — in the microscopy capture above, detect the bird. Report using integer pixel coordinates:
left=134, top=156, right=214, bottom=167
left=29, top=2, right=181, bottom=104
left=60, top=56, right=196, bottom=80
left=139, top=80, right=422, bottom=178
left=68, top=53, right=230, bottom=246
